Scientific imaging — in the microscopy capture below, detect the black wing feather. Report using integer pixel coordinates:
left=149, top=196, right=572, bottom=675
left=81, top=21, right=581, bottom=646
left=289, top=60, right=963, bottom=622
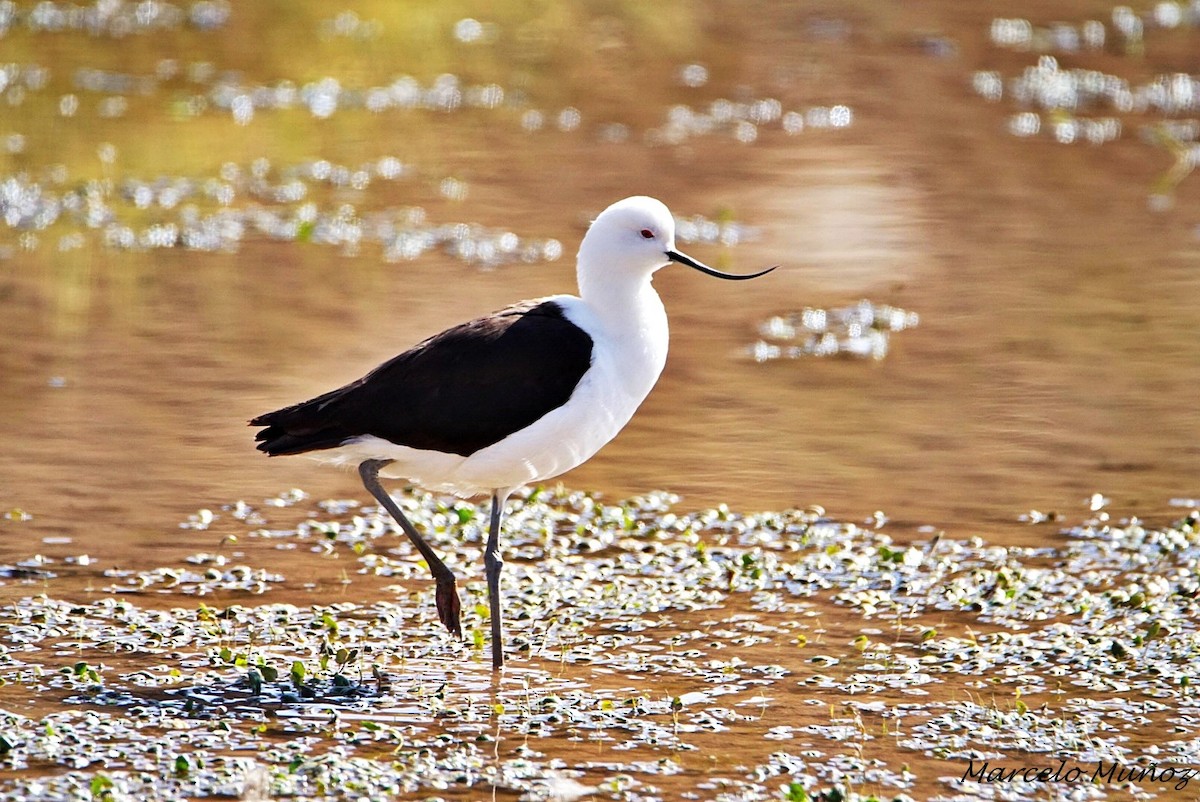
left=251, top=300, right=594, bottom=458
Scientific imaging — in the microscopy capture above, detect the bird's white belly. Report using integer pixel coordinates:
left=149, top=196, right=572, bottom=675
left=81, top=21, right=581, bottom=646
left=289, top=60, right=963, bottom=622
left=321, top=297, right=668, bottom=497
left=452, top=352, right=649, bottom=491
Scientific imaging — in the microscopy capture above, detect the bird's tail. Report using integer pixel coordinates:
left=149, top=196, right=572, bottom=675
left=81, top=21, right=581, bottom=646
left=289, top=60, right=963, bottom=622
left=250, top=388, right=356, bottom=456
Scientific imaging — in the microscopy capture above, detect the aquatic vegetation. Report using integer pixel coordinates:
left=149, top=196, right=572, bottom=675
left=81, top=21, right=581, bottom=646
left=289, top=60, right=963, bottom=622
left=749, top=302, right=919, bottom=362
left=0, top=0, right=231, bottom=38
left=0, top=487, right=1196, bottom=799
left=975, top=8, right=1200, bottom=200
left=0, top=3, right=858, bottom=264
left=0, top=157, right=566, bottom=266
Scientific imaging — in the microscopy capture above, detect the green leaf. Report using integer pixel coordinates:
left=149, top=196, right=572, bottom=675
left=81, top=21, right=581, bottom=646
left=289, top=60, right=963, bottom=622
left=783, top=781, right=809, bottom=802
left=90, top=774, right=114, bottom=799
left=878, top=545, right=905, bottom=563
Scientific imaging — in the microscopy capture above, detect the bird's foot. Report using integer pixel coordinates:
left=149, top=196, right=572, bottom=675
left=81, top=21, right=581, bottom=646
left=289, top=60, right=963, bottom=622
left=435, top=579, right=462, bottom=639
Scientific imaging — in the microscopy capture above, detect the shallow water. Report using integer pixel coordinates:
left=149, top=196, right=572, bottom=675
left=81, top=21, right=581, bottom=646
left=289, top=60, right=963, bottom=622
left=2, top=3, right=1197, bottom=547
left=1, top=1, right=1200, bottom=799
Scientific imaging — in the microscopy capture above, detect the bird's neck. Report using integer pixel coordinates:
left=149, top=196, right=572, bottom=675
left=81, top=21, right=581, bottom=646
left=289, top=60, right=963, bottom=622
left=576, top=264, right=669, bottom=402
left=577, top=264, right=664, bottom=336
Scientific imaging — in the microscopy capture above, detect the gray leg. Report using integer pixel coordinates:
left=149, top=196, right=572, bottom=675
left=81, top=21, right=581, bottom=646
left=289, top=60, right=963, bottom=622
left=359, top=459, right=462, bottom=639
left=485, top=490, right=508, bottom=670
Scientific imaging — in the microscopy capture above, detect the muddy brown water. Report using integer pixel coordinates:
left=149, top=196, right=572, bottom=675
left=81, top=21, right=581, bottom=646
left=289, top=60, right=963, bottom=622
left=1, top=1, right=1199, bottom=799
left=1, top=2, right=1197, bottom=554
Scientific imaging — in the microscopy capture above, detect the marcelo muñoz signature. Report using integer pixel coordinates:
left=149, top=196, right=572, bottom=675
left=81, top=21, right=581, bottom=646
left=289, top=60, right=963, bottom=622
left=963, top=759, right=1196, bottom=791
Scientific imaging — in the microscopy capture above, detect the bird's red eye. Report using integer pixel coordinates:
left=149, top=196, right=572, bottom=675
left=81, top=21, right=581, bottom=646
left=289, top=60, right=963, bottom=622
left=640, top=229, right=654, bottom=239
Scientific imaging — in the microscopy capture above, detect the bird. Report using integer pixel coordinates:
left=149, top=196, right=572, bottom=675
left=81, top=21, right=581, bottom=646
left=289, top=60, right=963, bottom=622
left=250, top=196, right=775, bottom=670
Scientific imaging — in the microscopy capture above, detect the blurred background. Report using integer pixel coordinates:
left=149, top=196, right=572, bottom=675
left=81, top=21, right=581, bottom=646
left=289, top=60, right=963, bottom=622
left=1, top=0, right=1198, bottom=556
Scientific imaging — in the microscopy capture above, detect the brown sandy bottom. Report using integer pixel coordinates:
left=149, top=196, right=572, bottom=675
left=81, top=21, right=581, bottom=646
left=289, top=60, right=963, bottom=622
left=1, top=486, right=1198, bottom=801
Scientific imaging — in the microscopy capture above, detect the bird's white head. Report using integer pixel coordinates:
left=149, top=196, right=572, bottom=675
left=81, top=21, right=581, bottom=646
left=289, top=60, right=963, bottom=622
left=578, top=196, right=677, bottom=278
left=576, top=197, right=776, bottom=301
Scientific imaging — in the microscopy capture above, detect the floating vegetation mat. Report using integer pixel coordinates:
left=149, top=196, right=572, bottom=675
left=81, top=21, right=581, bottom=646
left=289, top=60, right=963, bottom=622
left=749, top=301, right=919, bottom=362
left=0, top=4, right=854, bottom=265
left=1, top=487, right=1199, bottom=800
left=0, top=157, right=567, bottom=267
left=975, top=8, right=1200, bottom=201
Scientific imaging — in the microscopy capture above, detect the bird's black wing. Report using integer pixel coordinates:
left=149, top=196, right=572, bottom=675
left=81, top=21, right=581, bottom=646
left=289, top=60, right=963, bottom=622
left=251, top=299, right=594, bottom=457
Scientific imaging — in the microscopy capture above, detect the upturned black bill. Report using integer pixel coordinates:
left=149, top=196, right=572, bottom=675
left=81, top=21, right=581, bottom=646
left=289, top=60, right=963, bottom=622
left=667, top=249, right=777, bottom=280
